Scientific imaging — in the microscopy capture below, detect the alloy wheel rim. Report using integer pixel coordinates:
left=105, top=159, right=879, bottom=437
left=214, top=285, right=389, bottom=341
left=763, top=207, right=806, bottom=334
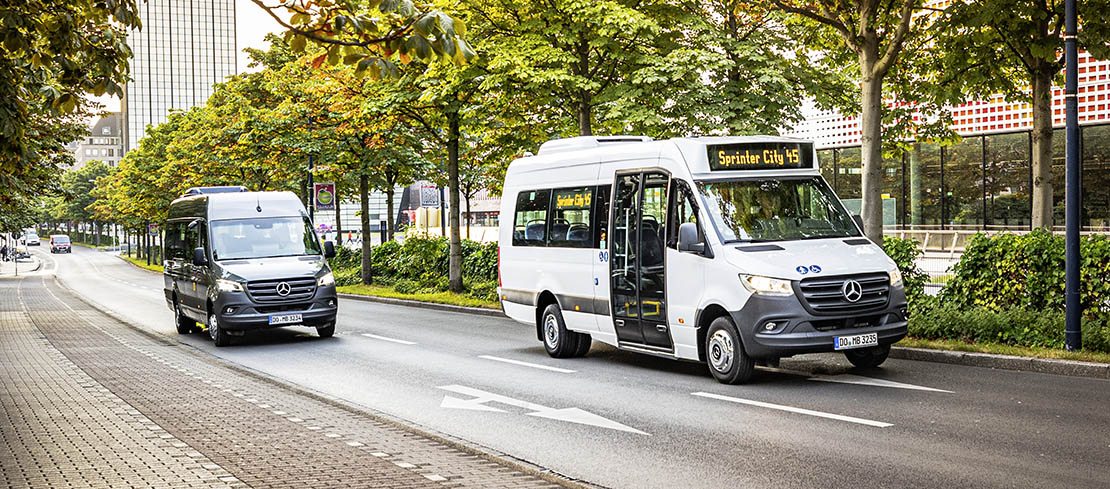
left=708, top=330, right=734, bottom=373
left=209, top=314, right=218, bottom=341
left=544, top=314, right=559, bottom=350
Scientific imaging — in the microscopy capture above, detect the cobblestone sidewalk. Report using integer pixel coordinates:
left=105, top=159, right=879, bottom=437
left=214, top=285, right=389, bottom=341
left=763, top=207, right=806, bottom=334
left=1, top=276, right=568, bottom=489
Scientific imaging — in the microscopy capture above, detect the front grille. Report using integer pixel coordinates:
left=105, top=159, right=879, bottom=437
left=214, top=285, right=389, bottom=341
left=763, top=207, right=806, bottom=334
left=255, top=303, right=313, bottom=314
left=811, top=314, right=885, bottom=331
left=797, top=272, right=890, bottom=315
left=247, top=278, right=317, bottom=303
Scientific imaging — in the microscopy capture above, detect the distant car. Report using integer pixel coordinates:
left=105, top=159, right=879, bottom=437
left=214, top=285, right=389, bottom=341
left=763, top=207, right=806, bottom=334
left=50, top=235, right=71, bottom=254
left=24, top=233, right=40, bottom=246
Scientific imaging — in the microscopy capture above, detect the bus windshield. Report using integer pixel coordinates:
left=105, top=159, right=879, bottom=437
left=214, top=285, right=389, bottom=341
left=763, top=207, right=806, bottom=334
left=210, top=217, right=321, bottom=260
left=696, top=177, right=860, bottom=243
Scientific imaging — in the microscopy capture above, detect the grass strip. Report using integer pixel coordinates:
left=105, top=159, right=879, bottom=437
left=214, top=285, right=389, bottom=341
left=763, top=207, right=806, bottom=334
left=900, top=337, right=1110, bottom=364
left=120, top=254, right=164, bottom=273
left=338, top=284, right=500, bottom=310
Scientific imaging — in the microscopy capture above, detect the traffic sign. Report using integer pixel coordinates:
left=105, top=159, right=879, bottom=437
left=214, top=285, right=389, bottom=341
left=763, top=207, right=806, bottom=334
left=314, top=183, right=336, bottom=210
left=419, top=183, right=440, bottom=207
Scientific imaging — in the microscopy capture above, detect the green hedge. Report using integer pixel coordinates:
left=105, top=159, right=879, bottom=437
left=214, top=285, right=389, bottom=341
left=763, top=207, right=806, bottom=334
left=940, top=231, right=1110, bottom=324
left=881, top=236, right=932, bottom=312
left=331, top=236, right=499, bottom=302
left=909, top=305, right=1110, bottom=353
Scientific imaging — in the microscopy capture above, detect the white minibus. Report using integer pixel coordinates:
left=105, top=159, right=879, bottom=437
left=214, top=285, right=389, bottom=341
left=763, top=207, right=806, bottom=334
left=497, top=136, right=908, bottom=384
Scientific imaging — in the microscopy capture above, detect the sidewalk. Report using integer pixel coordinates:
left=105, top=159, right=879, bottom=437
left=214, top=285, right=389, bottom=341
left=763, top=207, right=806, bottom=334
left=0, top=256, right=39, bottom=276
left=0, top=276, right=569, bottom=489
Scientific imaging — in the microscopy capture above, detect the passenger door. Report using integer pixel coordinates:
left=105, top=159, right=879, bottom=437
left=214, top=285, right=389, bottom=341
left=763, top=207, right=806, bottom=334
left=609, top=170, right=672, bottom=350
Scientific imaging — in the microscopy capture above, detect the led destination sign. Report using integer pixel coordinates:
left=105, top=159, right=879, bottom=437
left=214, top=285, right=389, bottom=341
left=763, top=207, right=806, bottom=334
left=553, top=190, right=592, bottom=210
left=707, top=142, right=814, bottom=171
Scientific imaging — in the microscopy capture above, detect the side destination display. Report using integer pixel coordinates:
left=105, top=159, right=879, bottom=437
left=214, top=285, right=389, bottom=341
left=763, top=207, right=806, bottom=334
left=707, top=142, right=814, bottom=171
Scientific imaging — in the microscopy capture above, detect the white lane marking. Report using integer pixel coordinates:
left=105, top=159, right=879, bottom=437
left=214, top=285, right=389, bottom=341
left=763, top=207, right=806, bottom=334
left=437, top=384, right=649, bottom=435
left=477, top=355, right=576, bottom=374
left=808, top=374, right=953, bottom=393
left=691, top=392, right=893, bottom=428
left=360, top=333, right=416, bottom=345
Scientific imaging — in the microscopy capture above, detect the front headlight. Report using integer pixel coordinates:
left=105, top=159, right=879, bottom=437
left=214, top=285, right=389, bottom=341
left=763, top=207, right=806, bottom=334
left=889, top=267, right=903, bottom=287
left=739, top=274, right=794, bottom=296
left=216, top=279, right=244, bottom=292
left=317, top=272, right=335, bottom=287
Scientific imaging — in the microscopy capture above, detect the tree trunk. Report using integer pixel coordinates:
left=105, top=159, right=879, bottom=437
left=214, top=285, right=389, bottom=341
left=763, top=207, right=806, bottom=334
left=1031, top=68, right=1054, bottom=229
left=385, top=187, right=395, bottom=241
left=447, top=111, right=464, bottom=293
left=360, top=173, right=373, bottom=285
left=465, top=194, right=471, bottom=241
left=859, top=65, right=885, bottom=243
left=577, top=92, right=592, bottom=136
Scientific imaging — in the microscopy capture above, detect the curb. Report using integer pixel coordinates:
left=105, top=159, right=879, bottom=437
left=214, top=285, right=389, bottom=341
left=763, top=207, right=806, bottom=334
left=338, top=292, right=505, bottom=317
left=49, top=275, right=600, bottom=489
left=889, top=346, right=1110, bottom=380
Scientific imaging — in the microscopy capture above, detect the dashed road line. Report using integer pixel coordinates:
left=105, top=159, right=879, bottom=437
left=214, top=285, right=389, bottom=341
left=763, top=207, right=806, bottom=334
left=692, top=391, right=893, bottom=428
left=808, top=374, right=953, bottom=393
left=360, top=333, right=417, bottom=345
left=478, top=355, right=576, bottom=373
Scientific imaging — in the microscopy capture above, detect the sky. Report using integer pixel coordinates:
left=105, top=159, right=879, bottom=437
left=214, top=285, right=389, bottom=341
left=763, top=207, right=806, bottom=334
left=89, top=0, right=286, bottom=114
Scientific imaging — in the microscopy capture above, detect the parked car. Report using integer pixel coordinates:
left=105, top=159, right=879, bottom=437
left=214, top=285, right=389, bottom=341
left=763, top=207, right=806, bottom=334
left=24, top=233, right=40, bottom=246
left=50, top=235, right=72, bottom=254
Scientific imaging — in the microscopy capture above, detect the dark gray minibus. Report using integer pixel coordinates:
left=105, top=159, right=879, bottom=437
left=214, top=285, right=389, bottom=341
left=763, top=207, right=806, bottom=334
left=163, top=187, right=338, bottom=346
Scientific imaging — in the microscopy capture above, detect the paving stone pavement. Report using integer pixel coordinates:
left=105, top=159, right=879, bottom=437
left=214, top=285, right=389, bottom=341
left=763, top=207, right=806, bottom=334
left=1, top=276, right=569, bottom=489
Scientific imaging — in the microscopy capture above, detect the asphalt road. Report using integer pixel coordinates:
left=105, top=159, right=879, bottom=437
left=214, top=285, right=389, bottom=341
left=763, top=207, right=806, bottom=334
left=34, top=246, right=1110, bottom=489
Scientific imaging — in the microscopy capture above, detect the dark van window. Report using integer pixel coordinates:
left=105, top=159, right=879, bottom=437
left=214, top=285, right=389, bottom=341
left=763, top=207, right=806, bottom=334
left=549, top=187, right=593, bottom=248
left=513, top=190, right=550, bottom=246
left=166, top=222, right=187, bottom=260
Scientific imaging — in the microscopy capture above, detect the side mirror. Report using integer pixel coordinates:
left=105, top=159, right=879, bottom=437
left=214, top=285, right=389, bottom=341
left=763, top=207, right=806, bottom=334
left=852, top=214, right=865, bottom=232
left=192, top=247, right=208, bottom=267
left=678, top=222, right=705, bottom=254
left=323, top=241, right=336, bottom=259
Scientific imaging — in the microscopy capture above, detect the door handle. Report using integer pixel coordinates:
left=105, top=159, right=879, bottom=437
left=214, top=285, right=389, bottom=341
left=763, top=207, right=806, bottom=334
left=656, top=325, right=668, bottom=333
left=615, top=319, right=625, bottom=327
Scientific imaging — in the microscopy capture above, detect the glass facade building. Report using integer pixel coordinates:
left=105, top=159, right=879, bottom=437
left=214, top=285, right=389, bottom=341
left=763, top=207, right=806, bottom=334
left=816, top=125, right=1110, bottom=231
left=122, top=0, right=237, bottom=152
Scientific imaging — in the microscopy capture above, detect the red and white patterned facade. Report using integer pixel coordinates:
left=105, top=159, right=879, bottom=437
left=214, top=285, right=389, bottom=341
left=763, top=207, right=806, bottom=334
left=786, top=53, right=1110, bottom=148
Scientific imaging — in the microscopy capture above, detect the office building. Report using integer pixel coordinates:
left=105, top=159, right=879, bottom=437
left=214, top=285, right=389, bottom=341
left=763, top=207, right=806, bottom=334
left=71, top=113, right=124, bottom=169
left=122, top=0, right=237, bottom=152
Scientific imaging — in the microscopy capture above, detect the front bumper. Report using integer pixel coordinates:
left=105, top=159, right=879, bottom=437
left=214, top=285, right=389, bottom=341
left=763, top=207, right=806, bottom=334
left=730, top=287, right=908, bottom=358
left=213, top=286, right=338, bottom=331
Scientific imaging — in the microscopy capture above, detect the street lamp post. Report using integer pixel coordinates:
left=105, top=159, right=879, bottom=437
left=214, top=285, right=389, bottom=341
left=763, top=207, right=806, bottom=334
left=1064, top=0, right=1082, bottom=350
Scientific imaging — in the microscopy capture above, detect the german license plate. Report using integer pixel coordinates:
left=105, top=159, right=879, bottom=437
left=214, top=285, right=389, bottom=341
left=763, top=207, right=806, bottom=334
left=268, top=313, right=303, bottom=325
left=834, top=332, right=878, bottom=350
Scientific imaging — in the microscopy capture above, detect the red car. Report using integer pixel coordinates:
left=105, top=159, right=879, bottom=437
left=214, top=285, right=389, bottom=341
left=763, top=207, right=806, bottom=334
left=50, top=235, right=71, bottom=254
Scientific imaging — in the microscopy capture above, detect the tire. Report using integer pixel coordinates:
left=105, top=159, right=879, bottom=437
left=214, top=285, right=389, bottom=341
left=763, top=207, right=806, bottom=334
left=208, top=312, right=231, bottom=347
left=572, top=333, right=592, bottom=357
left=174, top=301, right=195, bottom=335
left=844, top=344, right=891, bottom=368
left=705, top=316, right=755, bottom=385
left=540, top=304, right=578, bottom=358
left=316, top=322, right=335, bottom=338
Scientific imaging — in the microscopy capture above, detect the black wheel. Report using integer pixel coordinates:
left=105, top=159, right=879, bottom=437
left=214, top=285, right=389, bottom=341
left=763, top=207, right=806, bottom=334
left=174, top=301, right=195, bottom=334
left=572, top=333, right=592, bottom=357
left=316, top=322, right=335, bottom=338
left=844, top=344, right=891, bottom=368
left=208, top=312, right=231, bottom=347
left=541, top=304, right=578, bottom=358
left=705, top=316, right=755, bottom=384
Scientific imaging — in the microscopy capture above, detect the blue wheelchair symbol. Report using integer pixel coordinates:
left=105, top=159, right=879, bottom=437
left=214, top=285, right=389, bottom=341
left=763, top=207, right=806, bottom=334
left=810, top=265, right=822, bottom=274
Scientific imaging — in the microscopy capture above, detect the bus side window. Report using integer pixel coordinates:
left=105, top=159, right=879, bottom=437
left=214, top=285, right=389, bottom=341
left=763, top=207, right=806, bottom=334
left=513, top=190, right=550, bottom=247
left=593, top=184, right=611, bottom=249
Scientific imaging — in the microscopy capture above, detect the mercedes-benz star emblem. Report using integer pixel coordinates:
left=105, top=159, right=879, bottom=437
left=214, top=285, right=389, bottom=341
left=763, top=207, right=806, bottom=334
left=276, top=282, right=292, bottom=297
left=841, top=279, right=863, bottom=303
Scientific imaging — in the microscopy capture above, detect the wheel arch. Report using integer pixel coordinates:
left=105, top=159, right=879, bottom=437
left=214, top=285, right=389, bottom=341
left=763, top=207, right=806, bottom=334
left=534, top=290, right=559, bottom=341
left=695, top=303, right=731, bottom=363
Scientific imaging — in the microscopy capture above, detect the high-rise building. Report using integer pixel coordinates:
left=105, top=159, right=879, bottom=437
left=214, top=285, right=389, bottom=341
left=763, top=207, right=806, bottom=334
left=122, top=0, right=237, bottom=153
left=71, top=113, right=124, bottom=170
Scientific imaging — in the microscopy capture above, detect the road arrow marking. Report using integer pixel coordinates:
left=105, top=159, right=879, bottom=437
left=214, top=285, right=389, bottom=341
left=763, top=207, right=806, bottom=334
left=477, top=355, right=576, bottom=373
left=692, top=392, right=893, bottom=428
left=437, top=384, right=648, bottom=435
left=808, top=374, right=952, bottom=393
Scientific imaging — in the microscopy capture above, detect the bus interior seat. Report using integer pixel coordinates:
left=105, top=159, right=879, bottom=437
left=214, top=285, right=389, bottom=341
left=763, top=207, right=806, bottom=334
left=525, top=223, right=546, bottom=241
